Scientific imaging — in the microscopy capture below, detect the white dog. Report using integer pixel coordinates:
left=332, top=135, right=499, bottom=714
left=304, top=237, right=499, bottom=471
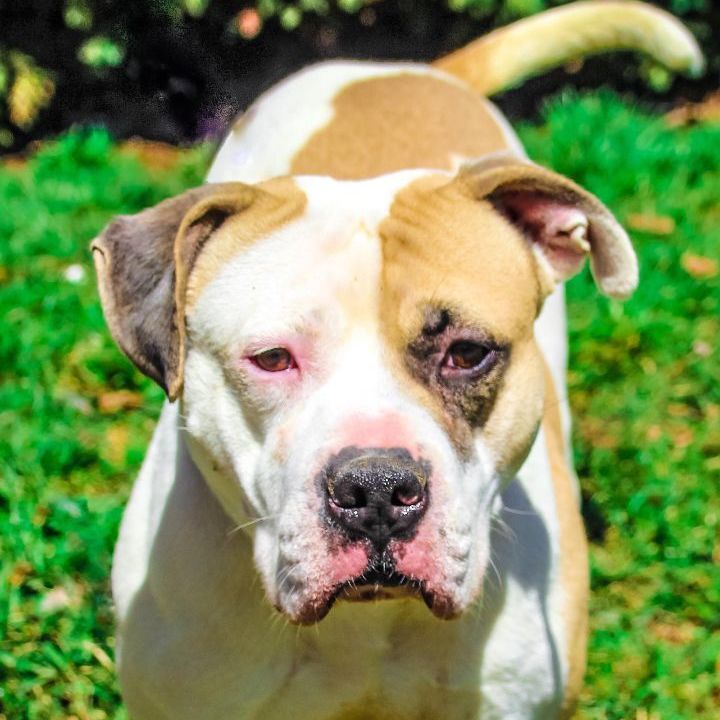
left=92, top=3, right=701, bottom=718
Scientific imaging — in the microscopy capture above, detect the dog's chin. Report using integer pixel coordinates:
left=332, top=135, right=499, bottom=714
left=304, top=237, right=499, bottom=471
left=282, top=569, right=461, bottom=625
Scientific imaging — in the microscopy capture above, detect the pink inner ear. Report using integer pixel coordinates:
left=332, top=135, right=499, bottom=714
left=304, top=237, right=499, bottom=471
left=501, top=191, right=591, bottom=281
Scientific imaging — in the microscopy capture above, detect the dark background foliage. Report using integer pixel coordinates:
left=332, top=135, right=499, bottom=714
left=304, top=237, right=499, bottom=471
left=0, top=0, right=718, bottom=152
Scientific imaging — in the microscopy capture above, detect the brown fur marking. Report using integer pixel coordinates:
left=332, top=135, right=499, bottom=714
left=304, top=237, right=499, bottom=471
left=92, top=184, right=248, bottom=398
left=543, top=365, right=589, bottom=716
left=405, top=307, right=510, bottom=432
left=291, top=74, right=511, bottom=180
left=379, top=173, right=545, bottom=469
left=92, top=180, right=306, bottom=400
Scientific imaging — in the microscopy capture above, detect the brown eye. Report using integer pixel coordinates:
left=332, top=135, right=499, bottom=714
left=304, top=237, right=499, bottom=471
left=443, top=341, right=491, bottom=371
left=251, top=348, right=296, bottom=372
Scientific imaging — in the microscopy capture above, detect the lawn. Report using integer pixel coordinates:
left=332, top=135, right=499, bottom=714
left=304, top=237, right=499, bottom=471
left=0, top=92, right=718, bottom=719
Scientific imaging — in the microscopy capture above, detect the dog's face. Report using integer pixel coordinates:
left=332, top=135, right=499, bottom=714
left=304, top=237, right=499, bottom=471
left=93, top=157, right=636, bottom=623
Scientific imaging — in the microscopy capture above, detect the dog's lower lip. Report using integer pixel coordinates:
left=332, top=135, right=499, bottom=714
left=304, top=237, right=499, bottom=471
left=336, top=578, right=452, bottom=619
left=335, top=569, right=425, bottom=604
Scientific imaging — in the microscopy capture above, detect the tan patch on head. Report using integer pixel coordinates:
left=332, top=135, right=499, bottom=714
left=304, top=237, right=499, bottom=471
left=291, top=74, right=511, bottom=180
left=542, top=364, right=589, bottom=715
left=380, top=174, right=540, bottom=344
left=378, top=174, right=545, bottom=463
left=184, top=177, right=307, bottom=312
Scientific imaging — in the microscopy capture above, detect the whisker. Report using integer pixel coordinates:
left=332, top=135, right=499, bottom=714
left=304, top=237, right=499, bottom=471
left=227, top=514, right=278, bottom=536
left=487, top=553, right=504, bottom=592
left=491, top=514, right=518, bottom=545
left=499, top=506, right=538, bottom=517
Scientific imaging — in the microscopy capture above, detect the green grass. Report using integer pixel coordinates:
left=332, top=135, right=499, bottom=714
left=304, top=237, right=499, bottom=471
left=518, top=92, right=720, bottom=719
left=0, top=93, right=718, bottom=719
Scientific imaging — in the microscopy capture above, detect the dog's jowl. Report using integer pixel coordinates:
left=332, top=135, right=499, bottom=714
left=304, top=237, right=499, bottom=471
left=92, top=3, right=702, bottom=718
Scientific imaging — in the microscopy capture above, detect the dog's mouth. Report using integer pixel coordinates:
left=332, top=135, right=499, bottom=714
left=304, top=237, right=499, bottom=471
left=284, top=553, right=460, bottom=625
left=286, top=566, right=442, bottom=625
left=287, top=565, right=458, bottom=624
left=335, top=566, right=459, bottom=620
left=336, top=568, right=424, bottom=603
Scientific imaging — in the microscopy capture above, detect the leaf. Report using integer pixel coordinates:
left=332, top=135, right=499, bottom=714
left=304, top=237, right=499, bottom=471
left=97, top=390, right=143, bottom=413
left=627, top=213, right=676, bottom=236
left=8, top=561, right=33, bottom=587
left=649, top=619, right=696, bottom=645
left=8, top=53, right=55, bottom=130
left=236, top=8, right=262, bottom=39
left=82, top=640, right=115, bottom=672
left=104, top=424, right=129, bottom=465
left=666, top=91, right=720, bottom=127
left=681, top=253, right=718, bottom=279
left=183, top=0, right=210, bottom=18
left=77, top=36, right=124, bottom=69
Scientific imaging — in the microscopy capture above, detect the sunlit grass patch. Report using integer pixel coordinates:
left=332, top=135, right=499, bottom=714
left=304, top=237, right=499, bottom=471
left=519, top=92, right=720, bottom=719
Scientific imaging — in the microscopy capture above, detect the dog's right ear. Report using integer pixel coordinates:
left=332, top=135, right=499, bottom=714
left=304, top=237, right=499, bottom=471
left=458, top=154, right=638, bottom=299
left=91, top=183, right=259, bottom=401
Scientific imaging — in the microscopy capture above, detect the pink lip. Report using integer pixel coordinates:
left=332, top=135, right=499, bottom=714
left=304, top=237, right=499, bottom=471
left=289, top=569, right=457, bottom=624
left=325, top=541, right=370, bottom=586
left=285, top=529, right=459, bottom=625
left=390, top=529, right=441, bottom=583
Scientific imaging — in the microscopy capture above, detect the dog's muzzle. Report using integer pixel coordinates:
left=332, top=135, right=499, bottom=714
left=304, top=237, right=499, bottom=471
left=324, top=447, right=429, bottom=547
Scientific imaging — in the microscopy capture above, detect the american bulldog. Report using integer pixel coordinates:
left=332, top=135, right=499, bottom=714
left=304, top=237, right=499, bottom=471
left=92, top=2, right=701, bottom=718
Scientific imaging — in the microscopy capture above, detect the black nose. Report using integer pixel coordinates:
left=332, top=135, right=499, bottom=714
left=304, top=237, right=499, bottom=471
left=325, top=448, right=428, bottom=547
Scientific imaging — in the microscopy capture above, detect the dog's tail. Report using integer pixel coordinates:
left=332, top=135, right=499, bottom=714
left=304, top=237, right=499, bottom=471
left=433, top=0, right=704, bottom=95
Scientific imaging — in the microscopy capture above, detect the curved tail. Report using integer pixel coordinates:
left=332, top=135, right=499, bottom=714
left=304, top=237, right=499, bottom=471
left=433, top=1, right=704, bottom=96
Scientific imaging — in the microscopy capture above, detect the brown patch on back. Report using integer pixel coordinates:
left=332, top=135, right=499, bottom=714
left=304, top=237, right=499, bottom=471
left=291, top=74, right=511, bottom=180
left=184, top=177, right=307, bottom=311
left=542, top=364, right=589, bottom=716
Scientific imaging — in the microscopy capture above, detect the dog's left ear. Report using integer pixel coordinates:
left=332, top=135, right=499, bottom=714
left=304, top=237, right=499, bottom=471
left=460, top=154, right=638, bottom=299
left=91, top=183, right=267, bottom=400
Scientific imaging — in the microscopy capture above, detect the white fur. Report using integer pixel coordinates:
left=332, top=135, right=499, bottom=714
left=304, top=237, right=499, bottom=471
left=113, top=62, right=579, bottom=719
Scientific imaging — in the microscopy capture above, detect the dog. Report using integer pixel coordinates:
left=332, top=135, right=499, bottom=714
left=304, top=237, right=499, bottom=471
left=91, top=3, right=702, bottom=718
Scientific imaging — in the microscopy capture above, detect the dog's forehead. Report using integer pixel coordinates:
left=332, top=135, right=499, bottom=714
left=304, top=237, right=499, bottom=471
left=187, top=171, right=539, bottom=341
left=186, top=172, right=425, bottom=337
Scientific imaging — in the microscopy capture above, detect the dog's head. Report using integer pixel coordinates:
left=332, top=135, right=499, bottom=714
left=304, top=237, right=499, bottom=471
left=92, top=156, right=636, bottom=623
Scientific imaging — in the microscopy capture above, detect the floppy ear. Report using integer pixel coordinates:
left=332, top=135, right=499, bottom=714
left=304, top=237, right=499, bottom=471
left=460, top=153, right=638, bottom=299
left=91, top=183, right=261, bottom=401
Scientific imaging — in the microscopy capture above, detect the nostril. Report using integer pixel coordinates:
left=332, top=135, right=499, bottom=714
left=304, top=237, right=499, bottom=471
left=330, top=483, right=367, bottom=509
left=391, top=482, right=423, bottom=507
left=324, top=448, right=430, bottom=546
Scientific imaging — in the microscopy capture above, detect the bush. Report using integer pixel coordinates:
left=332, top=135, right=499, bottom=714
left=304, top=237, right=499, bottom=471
left=0, top=0, right=718, bottom=152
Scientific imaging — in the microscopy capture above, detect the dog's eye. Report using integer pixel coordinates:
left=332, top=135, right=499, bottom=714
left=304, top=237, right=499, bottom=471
left=251, top=348, right=297, bottom=372
left=442, top=341, right=492, bottom=372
